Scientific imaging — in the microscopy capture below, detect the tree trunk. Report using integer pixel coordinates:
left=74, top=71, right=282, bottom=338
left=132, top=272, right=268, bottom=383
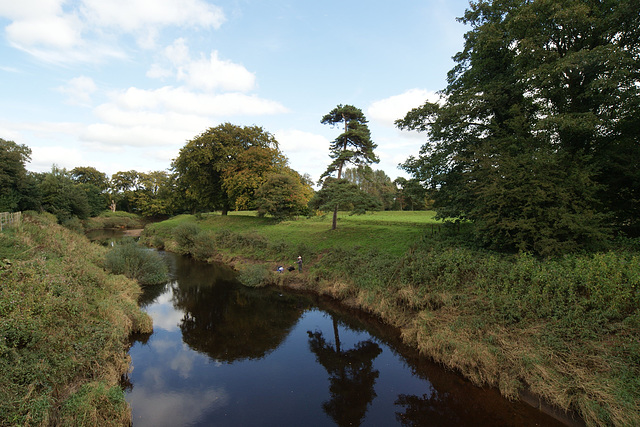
left=332, top=316, right=341, bottom=354
left=330, top=115, right=349, bottom=231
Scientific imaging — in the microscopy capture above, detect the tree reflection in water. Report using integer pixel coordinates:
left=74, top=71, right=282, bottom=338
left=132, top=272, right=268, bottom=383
left=307, top=316, right=382, bottom=427
left=167, top=254, right=311, bottom=362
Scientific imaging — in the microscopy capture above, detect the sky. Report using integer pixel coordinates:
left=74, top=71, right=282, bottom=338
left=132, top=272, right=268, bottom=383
left=0, top=0, right=470, bottom=185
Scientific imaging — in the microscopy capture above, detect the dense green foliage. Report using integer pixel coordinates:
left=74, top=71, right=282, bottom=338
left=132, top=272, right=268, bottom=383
left=104, top=237, right=169, bottom=285
left=398, top=0, right=640, bottom=256
left=255, top=173, right=312, bottom=220
left=344, top=166, right=398, bottom=210
left=141, top=211, right=639, bottom=427
left=171, top=123, right=291, bottom=214
left=0, top=138, right=33, bottom=212
left=0, top=213, right=151, bottom=425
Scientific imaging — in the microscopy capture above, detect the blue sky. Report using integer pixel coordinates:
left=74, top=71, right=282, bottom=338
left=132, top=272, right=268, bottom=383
left=0, top=0, right=470, bottom=184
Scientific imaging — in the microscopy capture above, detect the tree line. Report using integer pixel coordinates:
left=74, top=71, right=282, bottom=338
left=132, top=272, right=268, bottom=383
left=1, top=121, right=425, bottom=227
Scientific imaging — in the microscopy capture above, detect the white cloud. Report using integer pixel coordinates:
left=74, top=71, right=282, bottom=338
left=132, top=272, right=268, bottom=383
left=111, top=86, right=287, bottom=117
left=80, top=85, right=286, bottom=151
left=178, top=51, right=256, bottom=92
left=0, top=0, right=226, bottom=63
left=149, top=39, right=256, bottom=93
left=29, top=145, right=85, bottom=171
left=146, top=63, right=174, bottom=80
left=165, top=38, right=190, bottom=66
left=56, top=76, right=97, bottom=106
left=82, top=0, right=225, bottom=32
left=368, top=88, right=440, bottom=127
left=6, top=14, right=82, bottom=50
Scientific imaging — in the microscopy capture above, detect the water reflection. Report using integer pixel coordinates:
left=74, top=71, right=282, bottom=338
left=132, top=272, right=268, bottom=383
left=173, top=260, right=306, bottom=362
left=126, top=251, right=568, bottom=427
left=307, top=329, right=381, bottom=426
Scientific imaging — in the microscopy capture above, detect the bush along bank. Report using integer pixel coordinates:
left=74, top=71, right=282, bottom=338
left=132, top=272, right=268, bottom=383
left=141, top=215, right=640, bottom=427
left=0, top=212, right=152, bottom=426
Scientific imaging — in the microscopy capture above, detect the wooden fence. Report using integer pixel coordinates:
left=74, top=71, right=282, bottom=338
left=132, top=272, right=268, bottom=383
left=0, top=212, right=22, bottom=231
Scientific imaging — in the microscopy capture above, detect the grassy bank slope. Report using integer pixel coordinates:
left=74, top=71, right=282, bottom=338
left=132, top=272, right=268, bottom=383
left=0, top=213, right=152, bottom=426
left=142, top=211, right=639, bottom=427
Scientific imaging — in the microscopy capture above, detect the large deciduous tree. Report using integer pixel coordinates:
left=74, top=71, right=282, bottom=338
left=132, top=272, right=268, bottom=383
left=320, top=105, right=379, bottom=229
left=397, top=0, right=639, bottom=255
left=172, top=123, right=287, bottom=214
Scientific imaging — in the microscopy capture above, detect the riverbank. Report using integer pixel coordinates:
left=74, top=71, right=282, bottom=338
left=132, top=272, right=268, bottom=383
left=0, top=213, right=152, bottom=425
left=141, top=211, right=639, bottom=427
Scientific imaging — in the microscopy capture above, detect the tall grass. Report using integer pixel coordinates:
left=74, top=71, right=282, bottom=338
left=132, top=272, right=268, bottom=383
left=0, top=213, right=152, bottom=425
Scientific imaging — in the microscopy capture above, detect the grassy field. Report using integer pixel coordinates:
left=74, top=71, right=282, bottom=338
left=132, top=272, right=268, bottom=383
left=148, top=210, right=444, bottom=258
left=142, top=210, right=640, bottom=427
left=0, top=213, right=152, bottom=425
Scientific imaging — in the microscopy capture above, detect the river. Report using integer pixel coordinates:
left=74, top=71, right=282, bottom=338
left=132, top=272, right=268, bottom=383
left=117, top=248, right=569, bottom=427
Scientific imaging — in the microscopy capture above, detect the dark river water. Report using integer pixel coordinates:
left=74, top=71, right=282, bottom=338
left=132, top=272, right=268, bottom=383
left=116, top=247, right=569, bottom=427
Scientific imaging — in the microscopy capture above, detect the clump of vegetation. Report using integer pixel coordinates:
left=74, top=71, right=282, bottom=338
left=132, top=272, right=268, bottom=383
left=170, top=222, right=217, bottom=261
left=105, top=237, right=168, bottom=285
left=0, top=212, right=151, bottom=424
left=57, top=381, right=130, bottom=426
left=191, top=232, right=216, bottom=262
left=237, top=263, right=271, bottom=287
left=84, top=211, right=146, bottom=231
left=172, top=222, right=200, bottom=255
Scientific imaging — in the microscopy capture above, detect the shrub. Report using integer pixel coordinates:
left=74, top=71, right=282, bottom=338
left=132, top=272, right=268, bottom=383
left=105, top=238, right=168, bottom=285
left=150, top=234, right=165, bottom=249
left=62, top=216, right=84, bottom=233
left=237, top=264, right=271, bottom=287
left=191, top=232, right=216, bottom=262
left=172, top=222, right=200, bottom=255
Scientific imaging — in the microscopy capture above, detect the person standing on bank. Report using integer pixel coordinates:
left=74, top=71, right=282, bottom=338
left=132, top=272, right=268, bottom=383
left=297, top=256, right=302, bottom=272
